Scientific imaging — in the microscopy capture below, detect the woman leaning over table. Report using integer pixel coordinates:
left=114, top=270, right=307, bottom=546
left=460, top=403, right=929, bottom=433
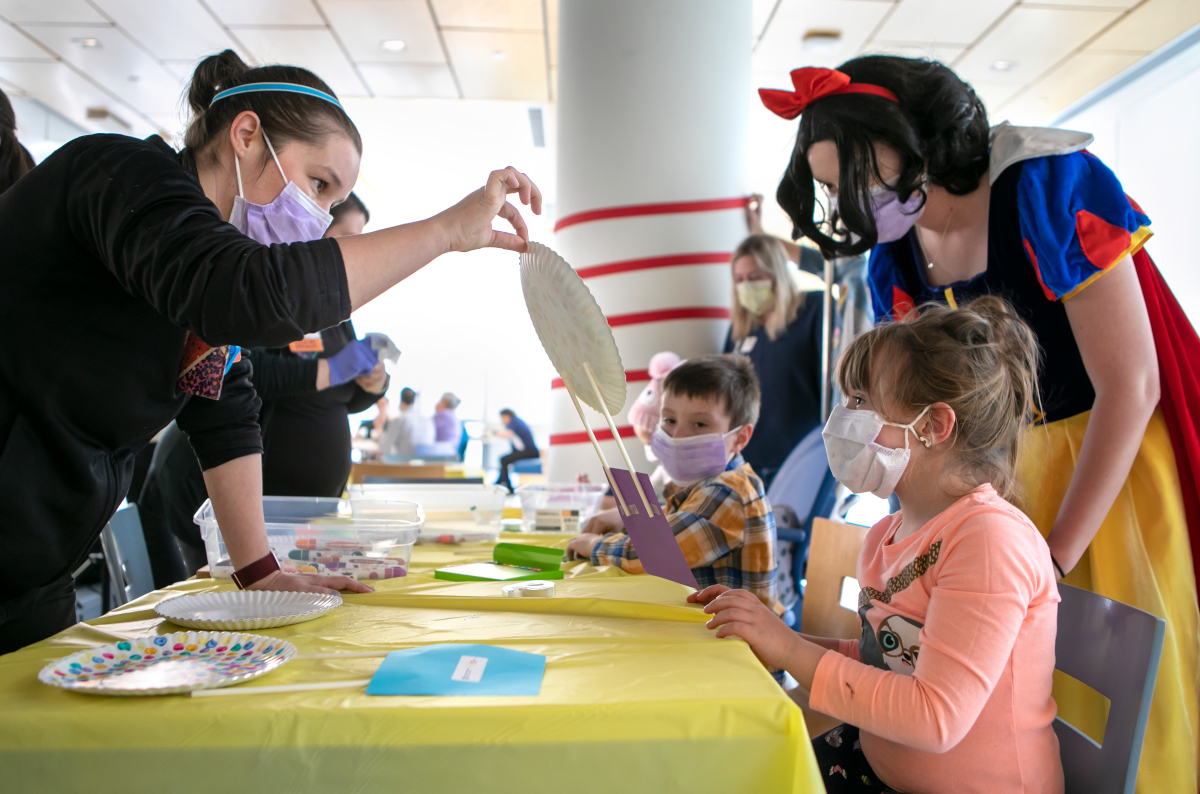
left=0, top=50, right=541, bottom=654
left=758, top=55, right=1198, bottom=790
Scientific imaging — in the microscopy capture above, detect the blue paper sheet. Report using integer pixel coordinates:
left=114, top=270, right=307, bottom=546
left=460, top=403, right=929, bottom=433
left=365, top=643, right=546, bottom=696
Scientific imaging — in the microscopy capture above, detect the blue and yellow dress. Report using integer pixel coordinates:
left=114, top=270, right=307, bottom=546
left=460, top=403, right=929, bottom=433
left=867, top=125, right=1199, bottom=792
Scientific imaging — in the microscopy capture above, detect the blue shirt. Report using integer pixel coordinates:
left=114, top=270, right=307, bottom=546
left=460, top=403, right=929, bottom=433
left=506, top=415, right=537, bottom=454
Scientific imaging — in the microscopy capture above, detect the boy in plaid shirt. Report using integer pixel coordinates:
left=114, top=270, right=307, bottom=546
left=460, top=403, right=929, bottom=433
left=567, top=355, right=778, bottom=608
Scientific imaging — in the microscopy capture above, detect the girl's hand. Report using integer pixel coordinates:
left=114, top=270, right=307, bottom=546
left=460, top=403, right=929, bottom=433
left=582, top=508, right=624, bottom=535
left=687, top=584, right=731, bottom=604
left=434, top=167, right=542, bottom=254
left=704, top=589, right=803, bottom=670
left=248, top=570, right=374, bottom=595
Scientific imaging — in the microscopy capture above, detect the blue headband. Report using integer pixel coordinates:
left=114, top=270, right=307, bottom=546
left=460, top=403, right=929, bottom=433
left=210, top=82, right=344, bottom=110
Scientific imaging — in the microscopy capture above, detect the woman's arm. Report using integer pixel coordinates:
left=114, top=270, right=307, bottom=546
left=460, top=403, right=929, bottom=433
left=745, top=193, right=802, bottom=262
left=202, top=455, right=370, bottom=594
left=338, top=167, right=541, bottom=310
left=1050, top=257, right=1159, bottom=573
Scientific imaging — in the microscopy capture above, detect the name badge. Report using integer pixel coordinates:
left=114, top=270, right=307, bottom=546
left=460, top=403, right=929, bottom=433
left=289, top=332, right=324, bottom=353
left=739, top=336, right=758, bottom=354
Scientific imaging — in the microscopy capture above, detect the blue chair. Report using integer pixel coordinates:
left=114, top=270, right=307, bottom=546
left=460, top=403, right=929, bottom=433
left=1054, top=583, right=1165, bottom=794
left=510, top=457, right=543, bottom=475
left=99, top=504, right=155, bottom=608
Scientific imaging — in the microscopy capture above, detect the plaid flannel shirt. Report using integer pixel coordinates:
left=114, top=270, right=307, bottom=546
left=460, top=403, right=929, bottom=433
left=590, top=455, right=778, bottom=608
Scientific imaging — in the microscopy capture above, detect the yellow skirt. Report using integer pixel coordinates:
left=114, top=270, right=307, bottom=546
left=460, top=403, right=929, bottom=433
left=1019, top=408, right=1199, bottom=792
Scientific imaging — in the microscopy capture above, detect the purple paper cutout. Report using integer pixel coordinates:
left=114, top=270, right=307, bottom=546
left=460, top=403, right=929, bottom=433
left=606, top=468, right=699, bottom=589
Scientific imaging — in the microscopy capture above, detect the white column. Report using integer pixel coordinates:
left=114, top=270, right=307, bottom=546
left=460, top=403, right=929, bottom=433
left=548, top=0, right=752, bottom=483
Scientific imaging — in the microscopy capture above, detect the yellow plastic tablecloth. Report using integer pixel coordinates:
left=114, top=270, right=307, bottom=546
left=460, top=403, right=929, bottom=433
left=0, top=535, right=823, bottom=793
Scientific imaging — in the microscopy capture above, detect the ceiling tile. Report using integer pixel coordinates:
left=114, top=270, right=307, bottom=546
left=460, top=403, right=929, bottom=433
left=319, top=0, right=444, bottom=63
left=1088, top=0, right=1200, bottom=52
left=18, top=24, right=188, bottom=116
left=441, top=29, right=545, bottom=99
left=432, top=0, right=542, bottom=30
left=876, top=0, right=1012, bottom=46
left=998, top=49, right=1142, bottom=125
left=955, top=6, right=1122, bottom=90
left=0, top=19, right=52, bottom=58
left=1031, top=0, right=1138, bottom=7
left=753, top=0, right=892, bottom=73
left=860, top=41, right=967, bottom=65
left=0, top=59, right=155, bottom=136
left=966, top=78, right=1022, bottom=115
left=95, top=0, right=240, bottom=64
left=753, top=0, right=779, bottom=43
left=357, top=63, right=458, bottom=97
left=207, top=0, right=324, bottom=26
left=231, top=27, right=369, bottom=95
left=0, top=0, right=105, bottom=24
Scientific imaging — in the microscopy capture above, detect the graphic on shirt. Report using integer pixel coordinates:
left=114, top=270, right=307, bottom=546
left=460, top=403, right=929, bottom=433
left=857, top=540, right=940, bottom=676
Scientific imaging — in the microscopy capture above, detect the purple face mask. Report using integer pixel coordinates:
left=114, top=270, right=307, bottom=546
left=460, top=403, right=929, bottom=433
left=869, top=184, right=925, bottom=243
left=229, top=130, right=333, bottom=245
left=650, top=426, right=742, bottom=486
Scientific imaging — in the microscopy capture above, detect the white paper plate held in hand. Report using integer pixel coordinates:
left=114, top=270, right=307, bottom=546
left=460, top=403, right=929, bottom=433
left=519, top=242, right=626, bottom=415
left=154, top=590, right=341, bottom=631
left=38, top=631, right=296, bottom=696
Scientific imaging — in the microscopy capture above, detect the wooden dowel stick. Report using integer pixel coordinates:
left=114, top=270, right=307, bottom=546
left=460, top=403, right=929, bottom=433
left=563, top=378, right=630, bottom=516
left=191, top=679, right=372, bottom=697
left=582, top=362, right=654, bottom=514
left=295, top=651, right=390, bottom=660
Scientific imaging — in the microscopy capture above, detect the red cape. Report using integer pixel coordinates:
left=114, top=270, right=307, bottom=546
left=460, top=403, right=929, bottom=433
left=1133, top=248, right=1200, bottom=591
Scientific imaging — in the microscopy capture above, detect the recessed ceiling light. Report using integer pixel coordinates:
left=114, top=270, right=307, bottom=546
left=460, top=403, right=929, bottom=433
left=801, top=29, right=842, bottom=56
left=128, top=75, right=141, bottom=83
left=491, top=50, right=507, bottom=62
left=72, top=37, right=101, bottom=48
left=381, top=39, right=406, bottom=52
left=991, top=59, right=1017, bottom=72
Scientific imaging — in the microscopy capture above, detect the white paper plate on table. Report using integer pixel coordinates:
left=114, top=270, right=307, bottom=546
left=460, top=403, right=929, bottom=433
left=519, top=242, right=626, bottom=414
left=154, top=591, right=342, bottom=630
left=37, top=631, right=296, bottom=696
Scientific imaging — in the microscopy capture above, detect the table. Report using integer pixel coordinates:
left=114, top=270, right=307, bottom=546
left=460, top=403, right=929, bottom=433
left=0, top=535, right=823, bottom=793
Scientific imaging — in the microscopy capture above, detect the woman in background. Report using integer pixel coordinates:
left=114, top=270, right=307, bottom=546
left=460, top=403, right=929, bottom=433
left=0, top=88, right=33, bottom=193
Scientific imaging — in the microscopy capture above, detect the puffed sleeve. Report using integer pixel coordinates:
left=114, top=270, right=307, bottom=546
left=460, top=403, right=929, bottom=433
left=65, top=135, right=351, bottom=348
left=867, top=243, right=917, bottom=322
left=1017, top=151, right=1152, bottom=301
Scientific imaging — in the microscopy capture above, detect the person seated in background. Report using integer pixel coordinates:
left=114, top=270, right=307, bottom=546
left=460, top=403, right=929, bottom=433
left=434, top=392, right=463, bottom=445
left=495, top=408, right=539, bottom=493
left=379, top=387, right=435, bottom=458
left=694, top=298, right=1062, bottom=794
left=568, top=355, right=778, bottom=610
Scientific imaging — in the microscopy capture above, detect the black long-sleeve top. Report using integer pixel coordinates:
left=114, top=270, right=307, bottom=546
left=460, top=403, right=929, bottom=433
left=0, top=134, right=351, bottom=602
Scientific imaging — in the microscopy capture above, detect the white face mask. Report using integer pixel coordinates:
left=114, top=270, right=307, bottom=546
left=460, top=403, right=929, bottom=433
left=821, top=403, right=932, bottom=499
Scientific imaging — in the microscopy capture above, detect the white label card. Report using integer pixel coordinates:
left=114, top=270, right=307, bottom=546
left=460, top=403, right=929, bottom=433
left=451, top=654, right=488, bottom=683
left=739, top=336, right=758, bottom=354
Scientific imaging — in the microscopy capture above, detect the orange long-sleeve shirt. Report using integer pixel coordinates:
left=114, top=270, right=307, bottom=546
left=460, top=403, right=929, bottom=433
left=809, top=485, right=1064, bottom=794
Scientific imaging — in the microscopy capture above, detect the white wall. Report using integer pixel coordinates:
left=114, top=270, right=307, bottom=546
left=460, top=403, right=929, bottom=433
left=10, top=94, right=89, bottom=162
left=342, top=98, right=558, bottom=441
left=1052, top=26, right=1200, bottom=324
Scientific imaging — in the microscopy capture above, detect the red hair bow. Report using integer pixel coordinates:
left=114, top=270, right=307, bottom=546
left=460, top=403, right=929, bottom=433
left=758, top=67, right=899, bottom=120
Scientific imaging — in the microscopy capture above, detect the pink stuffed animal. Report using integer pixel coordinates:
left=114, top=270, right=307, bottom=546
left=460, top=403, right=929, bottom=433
left=626, top=351, right=682, bottom=439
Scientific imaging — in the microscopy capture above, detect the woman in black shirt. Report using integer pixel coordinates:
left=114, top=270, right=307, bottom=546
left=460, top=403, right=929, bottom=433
left=0, top=51, right=540, bottom=652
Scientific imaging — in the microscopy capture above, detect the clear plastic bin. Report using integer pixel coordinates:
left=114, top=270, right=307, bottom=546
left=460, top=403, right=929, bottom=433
left=347, top=483, right=507, bottom=544
left=515, top=483, right=608, bottom=533
left=195, top=496, right=422, bottom=580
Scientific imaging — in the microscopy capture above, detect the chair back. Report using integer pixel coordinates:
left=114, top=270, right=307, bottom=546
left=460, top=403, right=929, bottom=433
left=1053, top=583, right=1165, bottom=794
left=100, top=504, right=154, bottom=607
left=801, top=517, right=868, bottom=639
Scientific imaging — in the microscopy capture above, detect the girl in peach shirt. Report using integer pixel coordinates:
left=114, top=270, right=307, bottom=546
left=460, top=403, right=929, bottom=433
left=695, top=296, right=1063, bottom=793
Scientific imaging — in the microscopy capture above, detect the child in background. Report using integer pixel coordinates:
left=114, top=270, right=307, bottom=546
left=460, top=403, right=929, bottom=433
left=569, top=354, right=778, bottom=609
left=695, top=297, right=1063, bottom=794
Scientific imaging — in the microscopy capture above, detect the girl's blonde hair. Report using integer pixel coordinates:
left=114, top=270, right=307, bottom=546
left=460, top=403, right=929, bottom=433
left=730, top=235, right=804, bottom=342
left=836, top=295, right=1041, bottom=503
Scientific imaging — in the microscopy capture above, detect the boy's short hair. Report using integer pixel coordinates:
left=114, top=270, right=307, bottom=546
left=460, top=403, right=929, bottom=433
left=662, top=354, right=761, bottom=428
left=399, top=387, right=416, bottom=405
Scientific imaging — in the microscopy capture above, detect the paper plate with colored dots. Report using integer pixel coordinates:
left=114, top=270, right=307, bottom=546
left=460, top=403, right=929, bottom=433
left=37, top=631, right=296, bottom=696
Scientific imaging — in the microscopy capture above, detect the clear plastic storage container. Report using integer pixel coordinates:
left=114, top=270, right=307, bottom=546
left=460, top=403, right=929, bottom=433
left=347, top=483, right=507, bottom=544
left=195, top=496, right=422, bottom=580
left=515, top=483, right=608, bottom=533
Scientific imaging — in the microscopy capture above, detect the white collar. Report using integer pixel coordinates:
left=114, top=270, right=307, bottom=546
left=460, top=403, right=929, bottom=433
left=988, top=121, right=1094, bottom=184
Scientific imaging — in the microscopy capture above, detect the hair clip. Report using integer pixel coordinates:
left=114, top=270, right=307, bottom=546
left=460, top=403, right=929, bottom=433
left=919, top=436, right=931, bottom=448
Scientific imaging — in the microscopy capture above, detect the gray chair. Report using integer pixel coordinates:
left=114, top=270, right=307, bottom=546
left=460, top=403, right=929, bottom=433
left=100, top=504, right=155, bottom=608
left=1054, top=583, right=1165, bottom=794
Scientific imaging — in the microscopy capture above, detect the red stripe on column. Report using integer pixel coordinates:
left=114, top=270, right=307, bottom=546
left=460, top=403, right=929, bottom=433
left=550, top=425, right=637, bottom=446
left=552, top=368, right=650, bottom=390
left=576, top=252, right=731, bottom=279
left=554, top=196, right=750, bottom=232
left=606, top=306, right=730, bottom=327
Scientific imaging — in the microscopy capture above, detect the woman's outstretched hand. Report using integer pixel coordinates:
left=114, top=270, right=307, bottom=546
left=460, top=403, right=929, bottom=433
left=435, top=167, right=542, bottom=254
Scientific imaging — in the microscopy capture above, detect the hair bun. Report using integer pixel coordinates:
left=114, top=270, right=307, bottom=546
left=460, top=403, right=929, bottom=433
left=187, top=50, right=250, bottom=116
